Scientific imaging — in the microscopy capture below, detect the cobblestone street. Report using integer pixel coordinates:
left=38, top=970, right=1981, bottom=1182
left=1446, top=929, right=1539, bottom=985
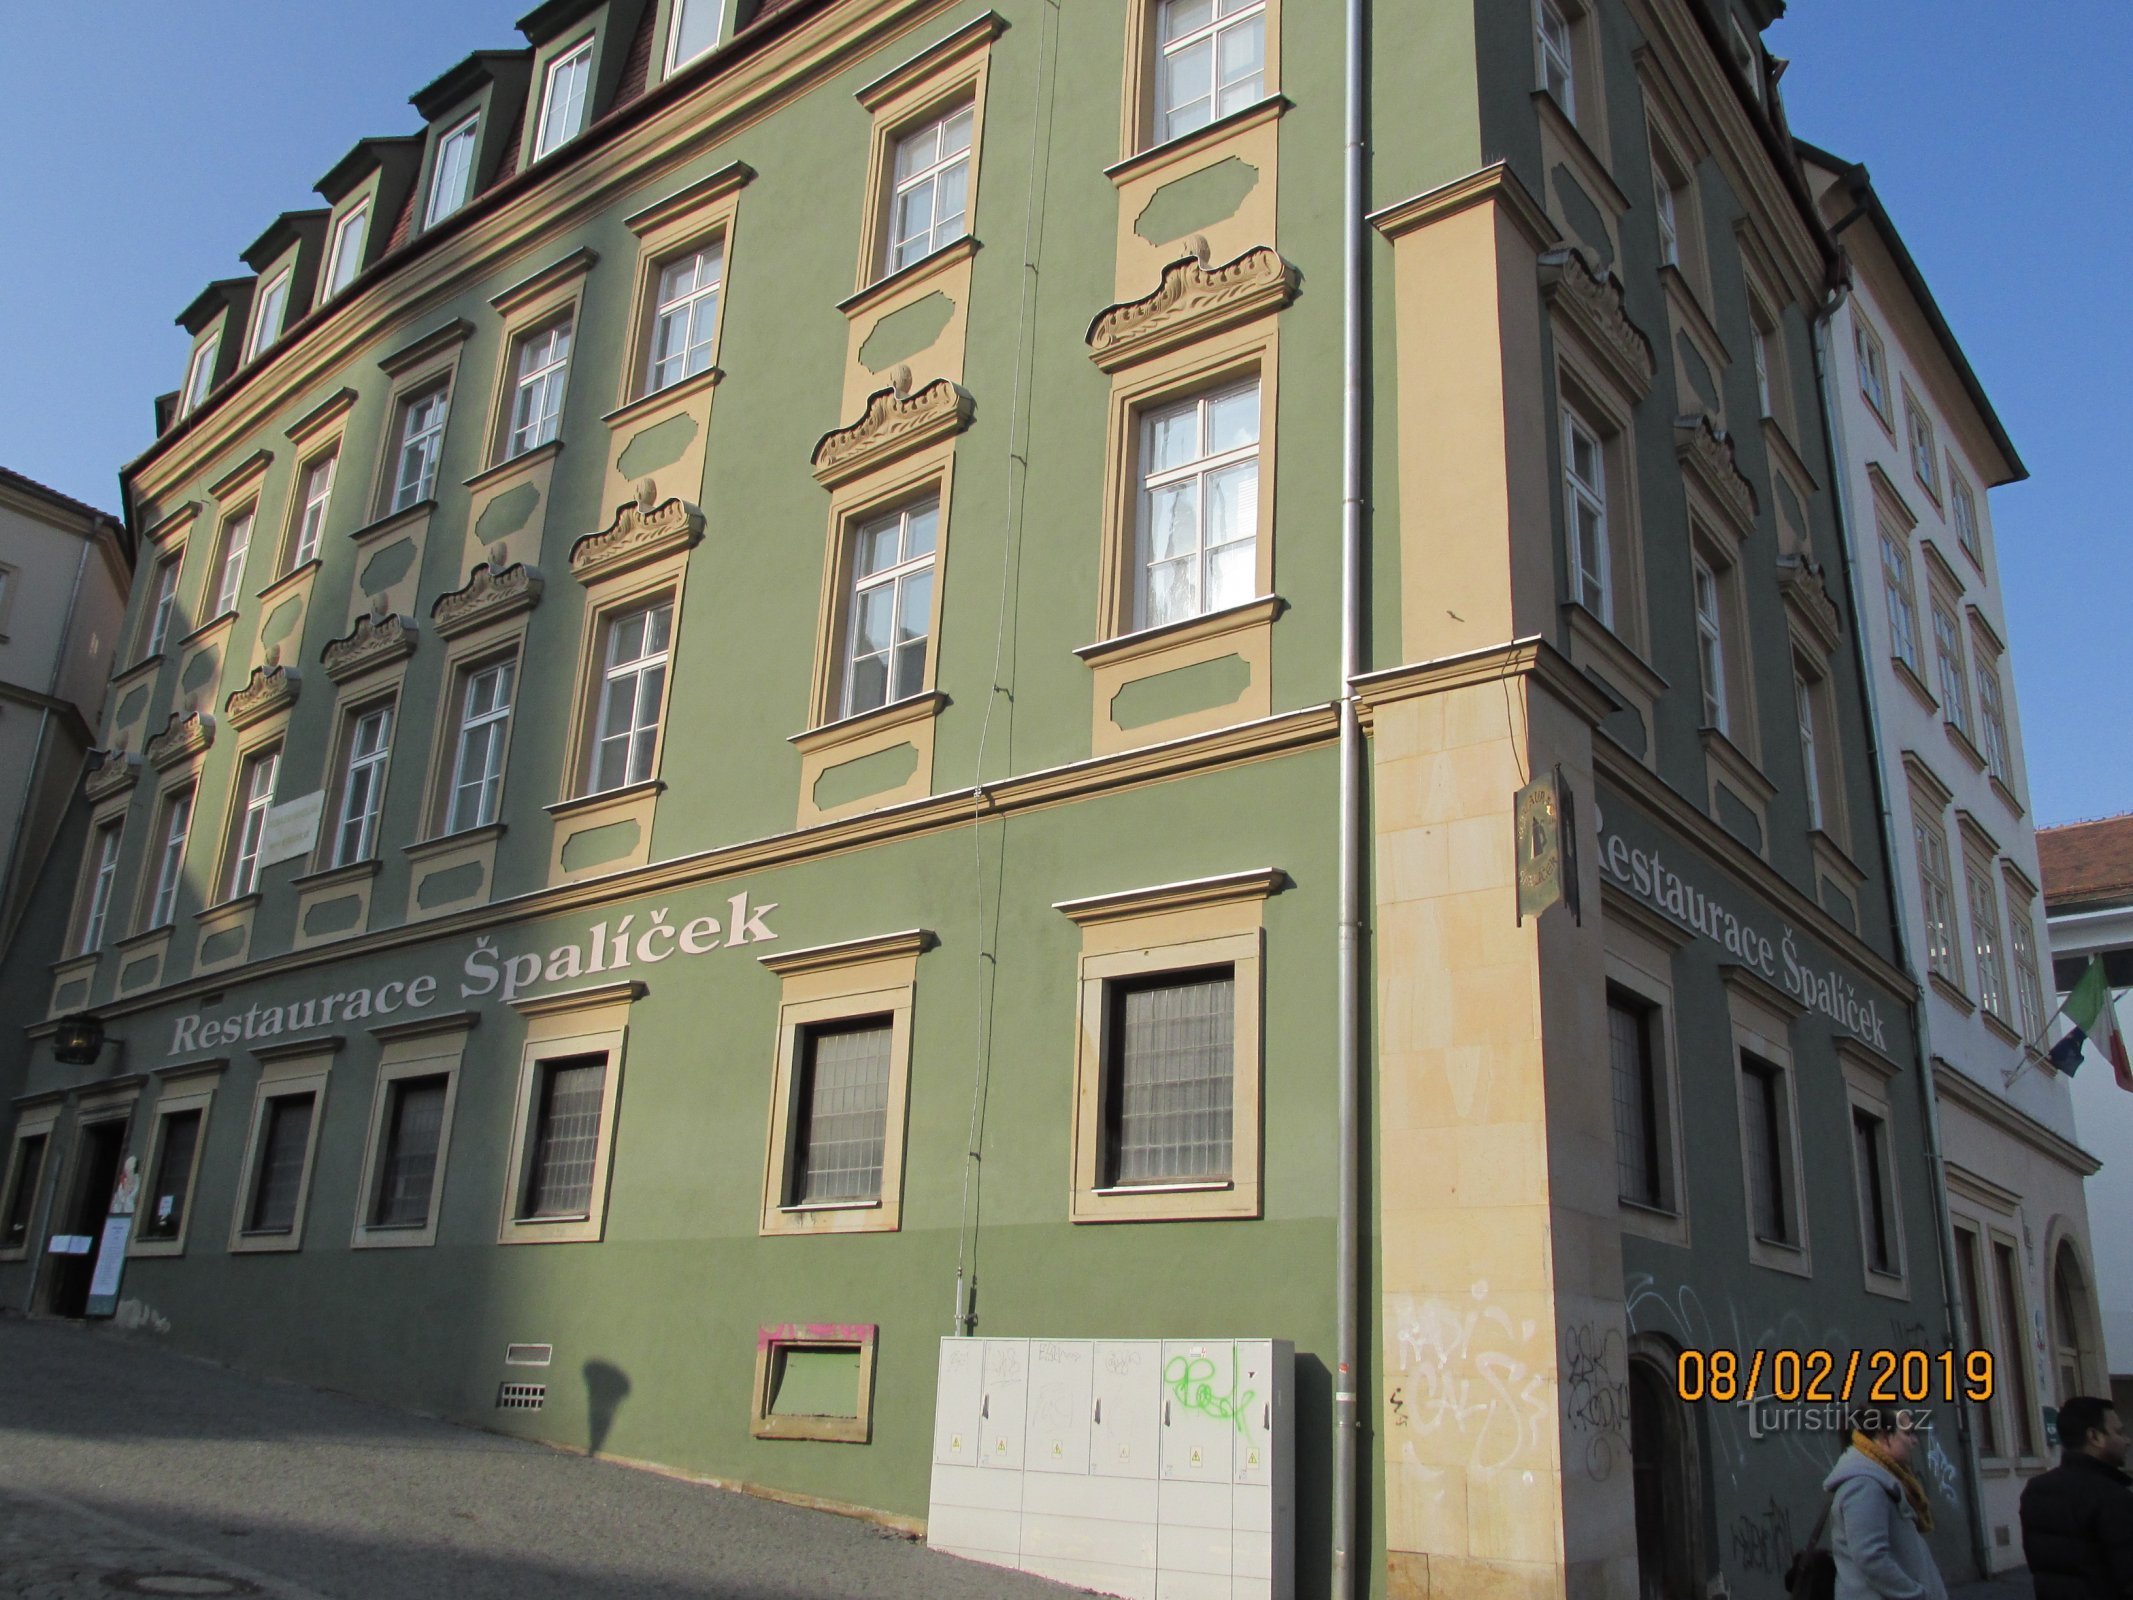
left=0, top=1318, right=1080, bottom=1599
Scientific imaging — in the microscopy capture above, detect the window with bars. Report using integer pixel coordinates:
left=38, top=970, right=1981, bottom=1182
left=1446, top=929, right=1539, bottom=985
left=372, top=1075, right=448, bottom=1228
left=291, top=453, right=336, bottom=570
left=646, top=243, right=722, bottom=394
left=1914, top=807, right=1960, bottom=987
left=885, top=104, right=973, bottom=276
left=148, top=788, right=194, bottom=930
left=535, top=38, right=594, bottom=160
left=2, top=1133, right=47, bottom=1253
left=145, top=556, right=181, bottom=658
left=1100, top=967, right=1235, bottom=1188
left=1967, top=854, right=2007, bottom=1019
left=1608, top=989, right=1670, bottom=1211
left=520, top=1055, right=606, bottom=1219
left=1932, top=595, right=1972, bottom=737
left=245, top=1093, right=315, bottom=1234
left=1561, top=407, right=1610, bottom=624
left=787, top=1020, right=893, bottom=1206
left=589, top=600, right=672, bottom=792
left=1137, top=380, right=1259, bottom=631
left=1154, top=0, right=1266, bottom=143
left=212, top=508, right=253, bottom=618
left=389, top=385, right=450, bottom=512
left=506, top=320, right=573, bottom=458
left=331, top=704, right=394, bottom=867
left=1851, top=1107, right=1896, bottom=1275
left=138, top=1109, right=203, bottom=1243
left=1692, top=557, right=1728, bottom=734
left=80, top=822, right=122, bottom=955
left=1993, top=1239, right=2039, bottom=1455
left=447, top=660, right=515, bottom=832
left=226, top=747, right=281, bottom=901
left=839, top=497, right=937, bottom=718
left=1740, top=1054, right=1791, bottom=1245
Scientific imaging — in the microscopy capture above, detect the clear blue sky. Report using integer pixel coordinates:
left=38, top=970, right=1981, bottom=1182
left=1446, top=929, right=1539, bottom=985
left=2, top=4, right=2125, bottom=826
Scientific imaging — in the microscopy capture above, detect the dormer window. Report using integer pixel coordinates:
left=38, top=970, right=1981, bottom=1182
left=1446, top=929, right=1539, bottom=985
left=536, top=39, right=594, bottom=159
left=247, top=270, right=291, bottom=361
left=180, top=332, right=220, bottom=418
left=426, top=115, right=480, bottom=228
left=668, top=0, right=719, bottom=72
left=326, top=202, right=369, bottom=296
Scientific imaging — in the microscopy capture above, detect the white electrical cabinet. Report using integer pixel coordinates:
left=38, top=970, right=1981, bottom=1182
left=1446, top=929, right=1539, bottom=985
left=929, top=1336, right=1294, bottom=1600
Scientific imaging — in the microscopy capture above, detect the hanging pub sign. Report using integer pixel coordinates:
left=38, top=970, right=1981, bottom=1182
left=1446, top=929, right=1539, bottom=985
left=1514, top=767, right=1580, bottom=925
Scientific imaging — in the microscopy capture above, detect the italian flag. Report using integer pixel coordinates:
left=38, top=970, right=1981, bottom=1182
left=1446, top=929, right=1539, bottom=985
left=2049, top=957, right=2133, bottom=1090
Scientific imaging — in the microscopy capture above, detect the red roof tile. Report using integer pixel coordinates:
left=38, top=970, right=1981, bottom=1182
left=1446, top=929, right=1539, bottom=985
left=2038, top=814, right=2133, bottom=911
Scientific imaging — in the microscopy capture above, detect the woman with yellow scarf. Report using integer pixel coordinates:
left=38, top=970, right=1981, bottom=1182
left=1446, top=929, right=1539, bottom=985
left=1822, top=1407, right=1949, bottom=1600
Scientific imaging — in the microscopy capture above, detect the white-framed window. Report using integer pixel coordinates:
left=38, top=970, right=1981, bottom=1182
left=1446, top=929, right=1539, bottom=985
left=1155, top=0, right=1266, bottom=143
left=1100, top=966, right=1238, bottom=1188
left=81, top=822, right=123, bottom=954
left=247, top=270, right=291, bottom=362
left=425, top=115, right=481, bottom=228
left=1851, top=1107, right=1897, bottom=1275
left=1740, top=1053, right=1794, bottom=1245
left=291, top=453, right=336, bottom=570
left=1729, top=16, right=1762, bottom=103
left=331, top=704, right=394, bottom=867
left=1692, top=556, right=1728, bottom=733
left=1951, top=471, right=1983, bottom=562
left=1752, top=324, right=1773, bottom=418
left=390, top=385, right=450, bottom=512
left=1855, top=320, right=1891, bottom=420
left=2009, top=902, right=2046, bottom=1044
left=148, top=788, right=194, bottom=929
left=839, top=497, right=938, bottom=718
left=447, top=659, right=515, bottom=833
left=1977, top=653, right=2012, bottom=786
left=226, top=747, right=280, bottom=901
left=1906, top=395, right=1940, bottom=498
left=1652, top=155, right=1681, bottom=268
left=1967, top=854, right=2007, bottom=1019
left=325, top=201, right=369, bottom=296
left=1608, top=986, right=1673, bottom=1211
left=211, top=509, right=253, bottom=617
left=1794, top=667, right=1823, bottom=833
left=646, top=243, right=723, bottom=393
left=1535, top=0, right=1576, bottom=118
left=885, top=104, right=973, bottom=276
left=180, top=332, right=219, bottom=418
left=145, top=556, right=181, bottom=657
left=1879, top=523, right=1919, bottom=673
left=1932, top=594, right=1972, bottom=736
left=536, top=38, right=595, bottom=159
left=1561, top=407, right=1610, bottom=622
left=1914, top=805, right=1959, bottom=986
left=668, top=0, right=720, bottom=71
left=506, top=320, right=572, bottom=457
left=1137, top=378, right=1260, bottom=630
left=590, top=599, right=673, bottom=792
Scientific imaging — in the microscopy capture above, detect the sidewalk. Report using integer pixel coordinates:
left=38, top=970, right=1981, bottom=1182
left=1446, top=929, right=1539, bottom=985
left=0, top=1316, right=1082, bottom=1599
left=1951, top=1571, right=2033, bottom=1600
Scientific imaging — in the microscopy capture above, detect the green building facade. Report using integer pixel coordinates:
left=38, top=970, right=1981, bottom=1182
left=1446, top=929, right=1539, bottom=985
left=0, top=0, right=1990, bottom=1594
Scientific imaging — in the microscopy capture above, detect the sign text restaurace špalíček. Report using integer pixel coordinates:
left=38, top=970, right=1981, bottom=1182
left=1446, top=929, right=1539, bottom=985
left=166, top=891, right=778, bottom=1057
left=1593, top=808, right=1890, bottom=1050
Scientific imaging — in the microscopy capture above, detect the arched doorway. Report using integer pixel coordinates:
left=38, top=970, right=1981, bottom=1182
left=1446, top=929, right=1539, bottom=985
left=1628, top=1342, right=1706, bottom=1600
left=2051, top=1239, right=2100, bottom=1400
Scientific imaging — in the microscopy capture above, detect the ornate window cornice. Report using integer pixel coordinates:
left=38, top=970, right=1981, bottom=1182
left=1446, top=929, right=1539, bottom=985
left=1675, top=414, right=1759, bottom=537
left=84, top=750, right=143, bottom=803
left=322, top=603, right=418, bottom=683
left=568, top=483, right=704, bottom=587
left=146, top=708, right=217, bottom=771
left=810, top=376, right=974, bottom=489
left=1539, top=247, right=1655, bottom=399
left=1085, top=242, right=1299, bottom=373
left=225, top=657, right=303, bottom=728
left=433, top=551, right=545, bottom=638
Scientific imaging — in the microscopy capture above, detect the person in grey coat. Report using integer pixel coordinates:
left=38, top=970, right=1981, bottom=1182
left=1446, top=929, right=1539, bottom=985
left=1822, top=1407, right=1950, bottom=1600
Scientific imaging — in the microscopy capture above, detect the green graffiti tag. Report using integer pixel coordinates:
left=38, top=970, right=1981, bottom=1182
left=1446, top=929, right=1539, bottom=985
left=1164, top=1353, right=1257, bottom=1439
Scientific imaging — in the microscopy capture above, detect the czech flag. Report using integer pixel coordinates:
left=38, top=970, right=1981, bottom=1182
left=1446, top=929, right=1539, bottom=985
left=2049, top=957, right=2132, bottom=1090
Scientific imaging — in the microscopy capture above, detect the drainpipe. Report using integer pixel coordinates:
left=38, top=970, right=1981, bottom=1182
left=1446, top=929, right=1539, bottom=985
left=1812, top=290, right=1992, bottom=1580
left=1331, top=0, right=1367, bottom=1586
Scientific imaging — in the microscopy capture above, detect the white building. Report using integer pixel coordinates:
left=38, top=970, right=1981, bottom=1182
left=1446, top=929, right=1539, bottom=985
left=0, top=468, right=130, bottom=958
left=2039, top=816, right=2133, bottom=1420
left=1804, top=146, right=2103, bottom=1566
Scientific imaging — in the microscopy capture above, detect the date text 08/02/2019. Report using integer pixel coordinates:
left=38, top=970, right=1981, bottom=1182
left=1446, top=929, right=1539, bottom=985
left=1674, top=1348, right=1994, bottom=1404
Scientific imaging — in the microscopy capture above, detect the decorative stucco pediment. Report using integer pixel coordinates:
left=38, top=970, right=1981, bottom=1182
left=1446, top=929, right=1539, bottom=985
left=568, top=482, right=704, bottom=586
left=433, top=552, right=545, bottom=639
left=145, top=708, right=216, bottom=771
left=225, top=659, right=301, bottom=728
left=322, top=603, right=417, bottom=683
left=810, top=377, right=975, bottom=489
left=1539, top=247, right=1655, bottom=399
left=1086, top=242, right=1300, bottom=372
left=1675, top=414, right=1759, bottom=538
